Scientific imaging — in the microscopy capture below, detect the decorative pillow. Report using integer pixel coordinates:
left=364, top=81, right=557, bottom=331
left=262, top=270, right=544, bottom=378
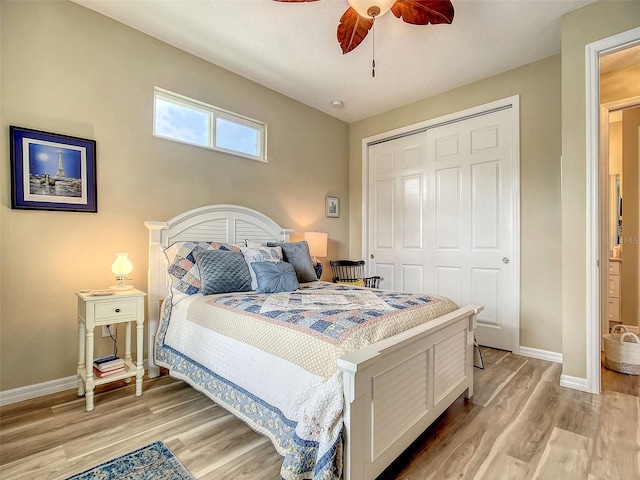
left=244, top=239, right=265, bottom=249
left=251, top=261, right=299, bottom=294
left=267, top=241, right=318, bottom=283
left=193, top=249, right=252, bottom=295
left=241, top=246, right=283, bottom=290
left=163, top=241, right=243, bottom=302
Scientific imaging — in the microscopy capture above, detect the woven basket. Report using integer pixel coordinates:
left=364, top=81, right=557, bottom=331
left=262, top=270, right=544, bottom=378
left=611, top=324, right=640, bottom=336
left=603, top=328, right=640, bottom=375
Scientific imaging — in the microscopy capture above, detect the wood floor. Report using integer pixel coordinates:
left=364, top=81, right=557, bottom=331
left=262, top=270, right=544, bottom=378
left=1, top=348, right=639, bottom=479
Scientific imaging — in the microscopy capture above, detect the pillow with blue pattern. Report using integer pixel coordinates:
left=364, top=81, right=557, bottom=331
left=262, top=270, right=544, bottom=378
left=241, top=245, right=283, bottom=290
left=163, top=241, right=242, bottom=303
left=251, top=261, right=299, bottom=294
left=193, top=249, right=252, bottom=295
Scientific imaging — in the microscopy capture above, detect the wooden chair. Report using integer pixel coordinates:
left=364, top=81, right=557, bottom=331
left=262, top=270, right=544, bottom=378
left=329, top=260, right=381, bottom=288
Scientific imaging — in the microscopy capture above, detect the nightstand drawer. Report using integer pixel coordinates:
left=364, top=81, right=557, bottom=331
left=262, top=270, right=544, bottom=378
left=94, top=299, right=138, bottom=321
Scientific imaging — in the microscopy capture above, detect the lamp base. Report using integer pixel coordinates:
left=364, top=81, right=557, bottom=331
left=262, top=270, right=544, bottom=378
left=313, top=262, right=323, bottom=280
left=109, top=285, right=134, bottom=291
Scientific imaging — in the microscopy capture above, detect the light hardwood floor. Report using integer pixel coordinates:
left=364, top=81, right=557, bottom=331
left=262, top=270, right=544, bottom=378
left=1, top=348, right=639, bottom=479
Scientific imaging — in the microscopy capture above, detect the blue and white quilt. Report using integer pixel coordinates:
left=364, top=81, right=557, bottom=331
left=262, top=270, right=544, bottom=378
left=155, top=282, right=458, bottom=479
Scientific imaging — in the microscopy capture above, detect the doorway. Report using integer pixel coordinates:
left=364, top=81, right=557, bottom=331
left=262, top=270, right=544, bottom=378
left=600, top=102, right=640, bottom=342
left=586, top=27, right=640, bottom=394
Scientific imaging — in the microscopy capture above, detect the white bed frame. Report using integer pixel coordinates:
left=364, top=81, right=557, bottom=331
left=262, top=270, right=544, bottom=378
left=145, top=204, right=481, bottom=480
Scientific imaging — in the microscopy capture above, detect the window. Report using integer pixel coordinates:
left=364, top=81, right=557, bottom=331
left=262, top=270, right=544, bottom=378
left=153, top=87, right=266, bottom=162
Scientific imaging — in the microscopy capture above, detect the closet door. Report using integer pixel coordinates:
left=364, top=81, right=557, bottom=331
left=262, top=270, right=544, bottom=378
left=368, top=132, right=428, bottom=294
left=367, top=107, right=517, bottom=351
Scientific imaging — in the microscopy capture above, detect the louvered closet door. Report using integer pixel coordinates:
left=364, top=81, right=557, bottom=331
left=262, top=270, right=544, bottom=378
left=367, top=108, right=516, bottom=351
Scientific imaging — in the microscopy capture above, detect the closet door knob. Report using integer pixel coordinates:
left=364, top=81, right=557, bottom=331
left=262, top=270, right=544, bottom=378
left=502, top=257, right=510, bottom=264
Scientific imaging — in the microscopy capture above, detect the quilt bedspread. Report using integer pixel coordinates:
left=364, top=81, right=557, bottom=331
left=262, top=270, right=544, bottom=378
left=199, top=282, right=457, bottom=378
left=154, top=282, right=458, bottom=480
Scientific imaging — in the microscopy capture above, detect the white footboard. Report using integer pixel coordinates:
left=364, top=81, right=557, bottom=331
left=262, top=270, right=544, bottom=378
left=338, top=305, right=481, bottom=480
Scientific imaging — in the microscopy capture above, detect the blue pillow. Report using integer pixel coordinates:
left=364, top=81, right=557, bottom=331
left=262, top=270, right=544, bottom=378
left=266, top=241, right=318, bottom=283
left=193, top=249, right=252, bottom=295
left=251, top=261, right=300, bottom=294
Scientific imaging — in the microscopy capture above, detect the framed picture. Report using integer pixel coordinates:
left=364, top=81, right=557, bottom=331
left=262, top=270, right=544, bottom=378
left=326, top=196, right=340, bottom=218
left=10, top=126, right=97, bottom=212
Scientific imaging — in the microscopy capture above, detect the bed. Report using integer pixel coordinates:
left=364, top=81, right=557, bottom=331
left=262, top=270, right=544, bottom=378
left=145, top=204, right=482, bottom=480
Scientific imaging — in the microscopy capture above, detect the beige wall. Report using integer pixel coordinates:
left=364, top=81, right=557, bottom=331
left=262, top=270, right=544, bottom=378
left=349, top=55, right=563, bottom=354
left=0, top=1, right=350, bottom=391
left=561, top=1, right=640, bottom=378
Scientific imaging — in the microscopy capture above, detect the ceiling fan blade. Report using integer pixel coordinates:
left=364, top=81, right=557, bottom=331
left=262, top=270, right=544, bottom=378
left=391, top=0, right=454, bottom=25
left=337, top=7, right=374, bottom=55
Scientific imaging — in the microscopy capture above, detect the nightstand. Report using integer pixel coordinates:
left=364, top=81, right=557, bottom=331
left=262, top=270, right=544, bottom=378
left=76, top=288, right=146, bottom=412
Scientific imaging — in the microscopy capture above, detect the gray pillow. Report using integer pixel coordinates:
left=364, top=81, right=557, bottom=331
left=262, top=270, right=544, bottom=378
left=267, top=241, right=318, bottom=283
left=251, top=261, right=299, bottom=294
left=193, top=249, right=252, bottom=295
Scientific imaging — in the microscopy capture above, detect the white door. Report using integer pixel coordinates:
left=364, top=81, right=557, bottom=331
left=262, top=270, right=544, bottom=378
left=367, top=108, right=517, bottom=351
left=368, top=132, right=428, bottom=294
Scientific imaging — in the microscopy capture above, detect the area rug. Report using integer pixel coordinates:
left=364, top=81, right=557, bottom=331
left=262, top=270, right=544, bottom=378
left=65, top=441, right=194, bottom=480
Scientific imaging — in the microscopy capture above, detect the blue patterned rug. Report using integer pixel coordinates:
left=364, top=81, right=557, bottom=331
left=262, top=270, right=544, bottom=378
left=65, top=441, right=194, bottom=480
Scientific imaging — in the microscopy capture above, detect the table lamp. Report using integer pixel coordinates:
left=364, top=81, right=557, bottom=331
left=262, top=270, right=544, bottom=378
left=304, top=232, right=328, bottom=279
left=110, top=252, right=133, bottom=290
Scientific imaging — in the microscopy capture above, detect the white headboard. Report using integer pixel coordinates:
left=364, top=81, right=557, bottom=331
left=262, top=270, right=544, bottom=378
left=144, top=204, right=292, bottom=377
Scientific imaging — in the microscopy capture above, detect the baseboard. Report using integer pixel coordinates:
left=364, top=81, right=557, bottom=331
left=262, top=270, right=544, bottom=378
left=1, top=357, right=149, bottom=406
left=518, top=346, right=563, bottom=364
left=559, top=374, right=590, bottom=393
left=0, top=375, right=77, bottom=407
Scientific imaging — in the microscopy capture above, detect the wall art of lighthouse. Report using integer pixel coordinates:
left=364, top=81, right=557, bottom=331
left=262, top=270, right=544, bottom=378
left=10, top=126, right=97, bottom=212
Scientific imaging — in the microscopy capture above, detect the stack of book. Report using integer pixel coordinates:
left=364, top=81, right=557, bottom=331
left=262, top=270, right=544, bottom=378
left=93, top=354, right=126, bottom=378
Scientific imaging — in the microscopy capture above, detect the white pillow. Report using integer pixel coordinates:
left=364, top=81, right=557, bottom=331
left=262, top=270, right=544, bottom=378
left=241, top=246, right=283, bottom=290
left=244, top=239, right=265, bottom=249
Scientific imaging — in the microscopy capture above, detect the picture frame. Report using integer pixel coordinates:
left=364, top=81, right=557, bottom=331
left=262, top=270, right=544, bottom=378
left=326, top=196, right=340, bottom=218
left=10, top=126, right=97, bottom=212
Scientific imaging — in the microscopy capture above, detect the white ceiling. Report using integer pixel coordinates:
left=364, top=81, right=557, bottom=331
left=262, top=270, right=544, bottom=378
left=73, top=0, right=596, bottom=123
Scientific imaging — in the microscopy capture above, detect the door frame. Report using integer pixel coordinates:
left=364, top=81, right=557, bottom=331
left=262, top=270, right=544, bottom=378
left=585, top=26, right=640, bottom=394
left=599, top=98, right=640, bottom=344
left=360, top=95, right=521, bottom=353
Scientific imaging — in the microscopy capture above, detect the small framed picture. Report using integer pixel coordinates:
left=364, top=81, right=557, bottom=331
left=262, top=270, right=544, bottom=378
left=326, top=196, right=340, bottom=218
left=10, top=126, right=97, bottom=212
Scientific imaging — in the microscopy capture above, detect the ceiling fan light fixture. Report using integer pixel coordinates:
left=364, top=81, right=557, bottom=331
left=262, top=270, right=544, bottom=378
left=347, top=0, right=395, bottom=19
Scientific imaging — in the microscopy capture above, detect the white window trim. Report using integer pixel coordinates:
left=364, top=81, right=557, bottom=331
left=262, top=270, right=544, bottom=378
left=153, top=87, right=267, bottom=163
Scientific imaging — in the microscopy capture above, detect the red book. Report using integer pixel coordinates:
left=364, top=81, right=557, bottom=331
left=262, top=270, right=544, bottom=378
left=97, top=362, right=125, bottom=372
left=93, top=366, right=126, bottom=378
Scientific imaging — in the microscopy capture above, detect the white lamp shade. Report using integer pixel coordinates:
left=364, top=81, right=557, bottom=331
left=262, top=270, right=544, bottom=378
left=304, top=232, right=328, bottom=259
left=347, top=0, right=395, bottom=18
left=111, top=253, right=133, bottom=277
left=290, top=232, right=305, bottom=243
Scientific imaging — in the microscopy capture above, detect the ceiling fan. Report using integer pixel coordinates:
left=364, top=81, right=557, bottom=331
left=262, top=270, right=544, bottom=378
left=273, top=0, right=455, bottom=56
